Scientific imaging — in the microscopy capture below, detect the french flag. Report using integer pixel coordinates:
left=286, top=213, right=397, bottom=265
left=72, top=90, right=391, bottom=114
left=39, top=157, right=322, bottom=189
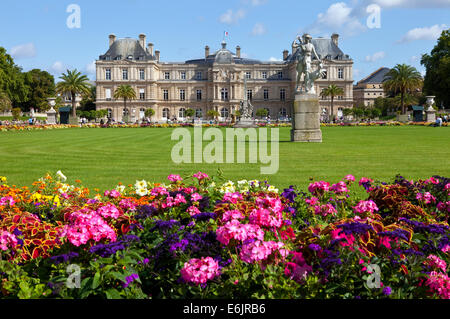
left=224, top=31, right=229, bottom=38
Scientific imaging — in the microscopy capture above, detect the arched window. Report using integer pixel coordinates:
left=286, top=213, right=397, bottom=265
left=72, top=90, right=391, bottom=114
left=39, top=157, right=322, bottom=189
left=107, top=108, right=112, bottom=118
left=280, top=107, right=287, bottom=118
left=195, top=108, right=203, bottom=118
left=140, top=108, right=145, bottom=119
left=123, top=108, right=129, bottom=116
left=162, top=108, right=170, bottom=119
left=179, top=108, right=186, bottom=119
left=220, top=107, right=229, bottom=118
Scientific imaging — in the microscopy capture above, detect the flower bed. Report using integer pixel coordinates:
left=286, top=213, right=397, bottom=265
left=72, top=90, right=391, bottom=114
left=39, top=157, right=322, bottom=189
left=0, top=173, right=448, bottom=299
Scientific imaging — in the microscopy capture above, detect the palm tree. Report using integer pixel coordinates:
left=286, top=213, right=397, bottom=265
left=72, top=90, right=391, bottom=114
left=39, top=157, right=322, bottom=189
left=114, top=85, right=136, bottom=123
left=56, top=69, right=91, bottom=119
left=383, top=64, right=422, bottom=115
left=320, top=85, right=344, bottom=120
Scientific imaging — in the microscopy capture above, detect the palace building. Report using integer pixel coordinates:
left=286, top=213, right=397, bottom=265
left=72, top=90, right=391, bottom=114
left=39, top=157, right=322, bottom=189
left=95, top=33, right=353, bottom=122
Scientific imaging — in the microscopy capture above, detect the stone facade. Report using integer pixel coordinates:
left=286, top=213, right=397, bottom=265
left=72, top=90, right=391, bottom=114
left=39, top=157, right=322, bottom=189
left=95, top=34, right=353, bottom=122
left=353, top=67, right=390, bottom=107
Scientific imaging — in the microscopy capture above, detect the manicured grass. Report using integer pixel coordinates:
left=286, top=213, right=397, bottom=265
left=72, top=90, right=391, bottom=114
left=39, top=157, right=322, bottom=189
left=0, top=126, right=449, bottom=192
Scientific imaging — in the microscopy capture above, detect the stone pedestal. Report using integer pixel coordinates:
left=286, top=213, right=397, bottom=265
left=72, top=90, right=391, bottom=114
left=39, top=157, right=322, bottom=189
left=291, top=93, right=322, bottom=142
left=46, top=107, right=57, bottom=125
left=234, top=117, right=257, bottom=128
left=426, top=109, right=436, bottom=123
left=397, top=114, right=409, bottom=123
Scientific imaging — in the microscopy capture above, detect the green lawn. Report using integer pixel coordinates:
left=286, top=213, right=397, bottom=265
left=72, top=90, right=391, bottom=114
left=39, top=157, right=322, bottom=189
left=0, top=126, right=449, bottom=192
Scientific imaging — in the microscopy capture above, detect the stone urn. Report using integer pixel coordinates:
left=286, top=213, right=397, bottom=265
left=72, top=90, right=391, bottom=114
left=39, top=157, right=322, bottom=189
left=426, top=96, right=436, bottom=123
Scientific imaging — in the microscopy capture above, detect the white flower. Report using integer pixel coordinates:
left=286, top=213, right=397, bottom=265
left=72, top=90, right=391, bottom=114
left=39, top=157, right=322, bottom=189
left=267, top=185, right=279, bottom=193
left=56, top=170, right=67, bottom=182
left=135, top=187, right=148, bottom=197
left=135, top=180, right=148, bottom=189
left=250, top=180, right=260, bottom=187
left=58, top=183, right=70, bottom=194
left=115, top=185, right=126, bottom=193
left=237, top=180, right=248, bottom=186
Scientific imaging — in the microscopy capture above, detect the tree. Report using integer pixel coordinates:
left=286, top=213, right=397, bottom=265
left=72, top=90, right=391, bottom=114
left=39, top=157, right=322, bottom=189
left=19, top=69, right=55, bottom=112
left=320, top=85, right=344, bottom=119
left=0, top=90, right=11, bottom=112
left=0, top=47, right=28, bottom=107
left=185, top=108, right=195, bottom=120
left=383, top=64, right=422, bottom=115
left=421, top=29, right=450, bottom=109
left=256, top=108, right=268, bottom=119
left=11, top=107, right=21, bottom=120
left=79, top=85, right=96, bottom=112
left=113, top=85, right=136, bottom=123
left=144, top=108, right=155, bottom=122
left=206, top=110, right=219, bottom=121
left=56, top=69, right=91, bottom=119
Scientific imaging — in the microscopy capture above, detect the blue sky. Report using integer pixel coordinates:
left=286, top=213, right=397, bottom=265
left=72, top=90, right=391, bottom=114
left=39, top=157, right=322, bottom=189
left=0, top=0, right=449, bottom=82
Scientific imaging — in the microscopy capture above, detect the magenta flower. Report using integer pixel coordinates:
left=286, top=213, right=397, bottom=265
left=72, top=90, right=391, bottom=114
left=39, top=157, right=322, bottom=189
left=330, top=181, right=349, bottom=194
left=193, top=172, right=209, bottom=180
left=167, top=174, right=183, bottom=182
left=308, top=181, right=330, bottom=196
left=345, top=174, right=355, bottom=182
left=0, top=230, right=18, bottom=251
left=353, top=200, right=379, bottom=215
left=180, top=257, right=220, bottom=285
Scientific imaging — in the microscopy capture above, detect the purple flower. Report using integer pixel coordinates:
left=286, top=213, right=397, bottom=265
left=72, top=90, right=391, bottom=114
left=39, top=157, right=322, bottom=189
left=336, top=222, right=373, bottom=235
left=308, top=243, right=322, bottom=251
left=383, top=286, right=392, bottom=296
left=122, top=273, right=139, bottom=288
left=281, top=186, right=297, bottom=203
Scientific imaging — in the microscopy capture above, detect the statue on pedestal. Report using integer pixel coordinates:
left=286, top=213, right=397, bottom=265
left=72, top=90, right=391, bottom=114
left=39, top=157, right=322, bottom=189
left=292, top=34, right=326, bottom=95
left=234, top=77, right=256, bottom=128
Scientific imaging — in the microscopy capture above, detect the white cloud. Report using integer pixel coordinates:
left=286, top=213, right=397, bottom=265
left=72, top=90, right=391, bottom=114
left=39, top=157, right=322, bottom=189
left=269, top=57, right=282, bottom=62
left=364, top=51, right=386, bottom=62
left=371, top=0, right=450, bottom=8
left=251, top=23, right=267, bottom=36
left=85, top=60, right=96, bottom=74
left=219, top=9, right=246, bottom=24
left=10, top=43, right=37, bottom=59
left=50, top=61, right=66, bottom=75
left=398, top=24, right=447, bottom=43
left=306, top=2, right=365, bottom=36
left=243, top=0, right=268, bottom=6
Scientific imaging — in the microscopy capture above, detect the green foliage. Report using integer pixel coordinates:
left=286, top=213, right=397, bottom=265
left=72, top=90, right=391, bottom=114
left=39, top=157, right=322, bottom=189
left=11, top=107, right=21, bottom=120
left=255, top=108, right=268, bottom=118
left=144, top=108, right=155, bottom=118
left=421, top=29, right=450, bottom=108
left=0, top=47, right=28, bottom=107
left=383, top=64, right=423, bottom=114
left=185, top=108, right=195, bottom=118
left=206, top=110, right=219, bottom=119
left=321, top=84, right=345, bottom=117
left=114, top=85, right=136, bottom=123
left=18, top=69, right=55, bottom=112
left=56, top=69, right=91, bottom=117
left=0, top=89, right=11, bottom=112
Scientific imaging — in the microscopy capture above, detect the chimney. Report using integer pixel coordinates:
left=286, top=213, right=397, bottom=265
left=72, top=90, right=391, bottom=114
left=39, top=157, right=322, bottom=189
left=205, top=45, right=210, bottom=58
left=283, top=50, right=289, bottom=61
left=109, top=34, right=116, bottom=47
left=236, top=46, right=241, bottom=58
left=139, top=33, right=146, bottom=48
left=331, top=33, right=339, bottom=46
left=155, top=50, right=160, bottom=62
left=147, top=43, right=154, bottom=56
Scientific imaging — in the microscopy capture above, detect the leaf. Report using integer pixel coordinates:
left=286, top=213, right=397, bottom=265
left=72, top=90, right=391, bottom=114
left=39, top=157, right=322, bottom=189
left=92, top=272, right=101, bottom=289
left=105, top=289, right=122, bottom=299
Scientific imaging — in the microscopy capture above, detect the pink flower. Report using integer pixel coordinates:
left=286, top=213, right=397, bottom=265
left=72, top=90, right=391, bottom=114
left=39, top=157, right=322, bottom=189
left=442, top=245, right=450, bottom=253
left=305, top=197, right=319, bottom=206
left=174, top=193, right=187, bottom=205
left=239, top=240, right=285, bottom=264
left=190, top=193, right=203, bottom=202
left=446, top=183, right=450, bottom=190
left=437, top=201, right=450, bottom=213
left=222, top=209, right=245, bottom=222
left=331, top=229, right=355, bottom=248
left=308, top=181, right=330, bottom=196
left=0, top=196, right=15, bottom=207
left=345, top=175, right=355, bottom=182
left=330, top=181, right=349, bottom=194
left=180, top=257, right=220, bottom=285
left=193, top=172, right=209, bottom=180
left=150, top=187, right=169, bottom=196
left=425, top=177, right=439, bottom=185
left=425, top=271, right=450, bottom=299
left=223, top=192, right=243, bottom=204
left=424, top=255, right=447, bottom=273
left=416, top=192, right=436, bottom=204
left=249, top=207, right=283, bottom=228
left=104, top=190, right=120, bottom=198
left=353, top=200, right=379, bottom=215
left=167, top=174, right=183, bottom=182
left=187, top=205, right=201, bottom=216
left=0, top=230, right=18, bottom=251
left=313, top=204, right=337, bottom=217
left=97, top=203, right=121, bottom=219
left=216, top=220, right=264, bottom=245
left=359, top=177, right=372, bottom=186
left=119, top=198, right=137, bottom=211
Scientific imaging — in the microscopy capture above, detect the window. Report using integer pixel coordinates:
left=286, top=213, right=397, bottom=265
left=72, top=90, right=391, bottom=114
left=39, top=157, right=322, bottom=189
left=280, top=107, right=287, bottom=118
left=262, top=71, right=267, bottom=79
left=105, top=69, right=111, bottom=80
left=264, top=89, right=269, bottom=101
left=123, top=108, right=129, bottom=116
left=127, top=55, right=133, bottom=60
left=280, top=88, right=286, bottom=101
left=181, top=71, right=186, bottom=80
left=221, top=88, right=228, bottom=101
left=139, top=69, right=145, bottom=80
left=196, top=89, right=202, bottom=101
left=139, top=88, right=145, bottom=101
left=164, top=72, right=170, bottom=80
left=196, top=71, right=202, bottom=80
left=162, top=108, right=169, bottom=119
left=245, top=71, right=251, bottom=79
left=180, top=89, right=185, bottom=101
left=163, top=89, right=169, bottom=101
left=220, top=108, right=229, bottom=118
left=338, top=68, right=343, bottom=79
left=247, top=89, right=252, bottom=101
left=107, top=108, right=112, bottom=118
left=337, top=95, right=343, bottom=100
left=321, top=71, right=327, bottom=79
left=105, top=55, right=111, bottom=61
left=195, top=108, right=203, bottom=118
left=277, top=71, right=283, bottom=79
left=179, top=108, right=186, bottom=118
left=122, top=69, right=128, bottom=80
left=105, top=88, right=111, bottom=101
